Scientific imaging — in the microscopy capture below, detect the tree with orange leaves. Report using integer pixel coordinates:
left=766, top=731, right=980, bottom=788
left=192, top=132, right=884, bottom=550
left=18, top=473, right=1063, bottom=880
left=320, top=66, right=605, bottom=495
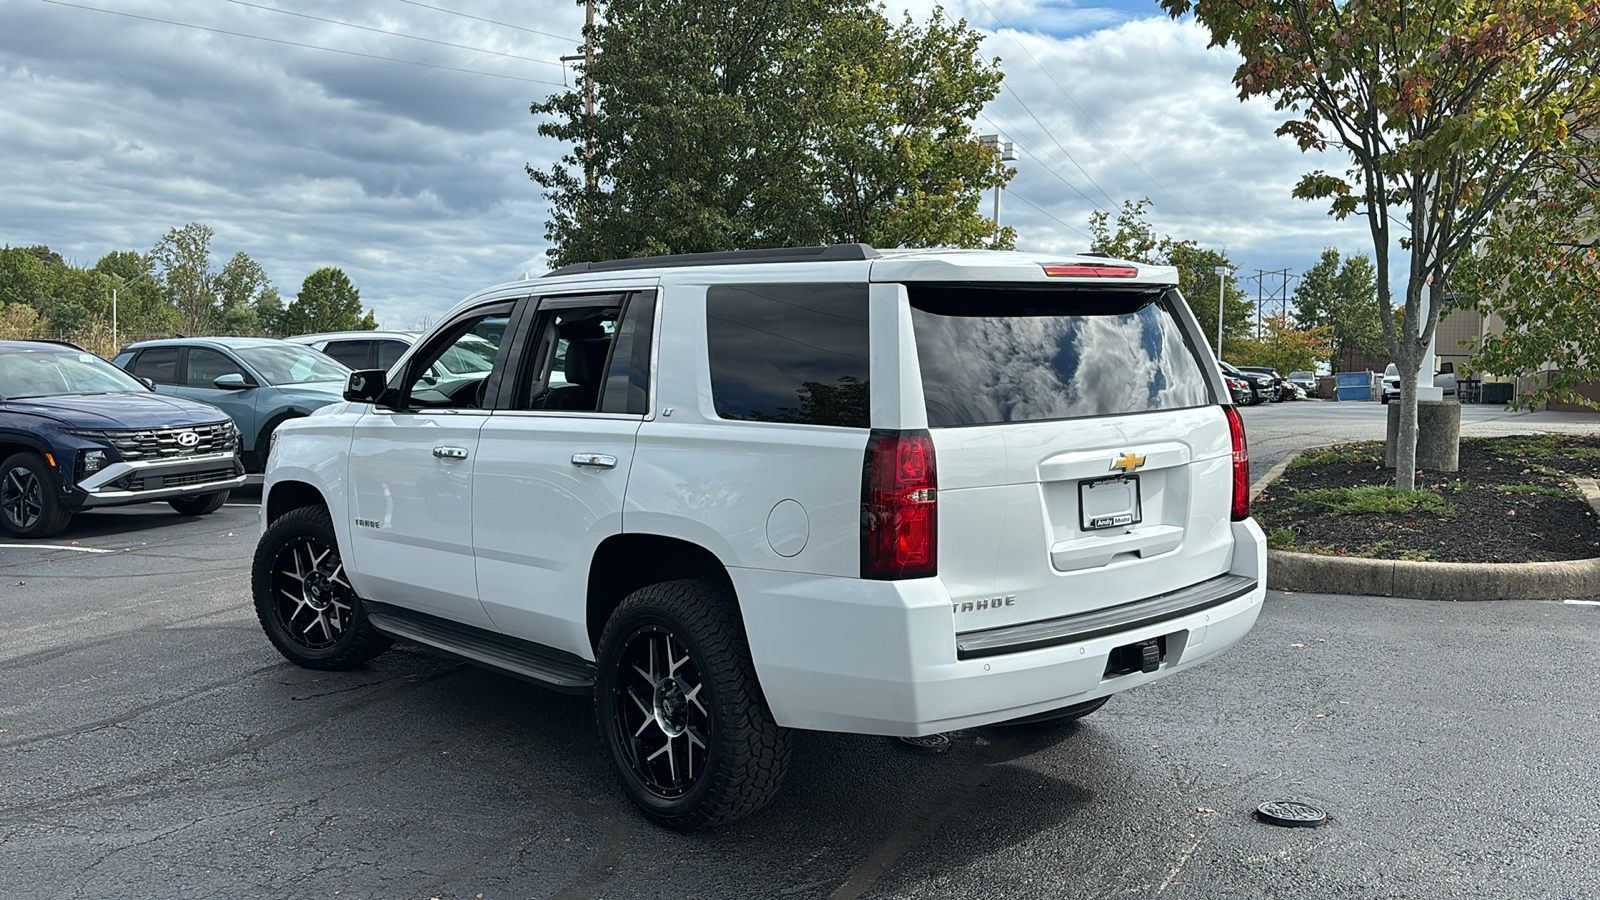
left=1163, top=0, right=1600, bottom=488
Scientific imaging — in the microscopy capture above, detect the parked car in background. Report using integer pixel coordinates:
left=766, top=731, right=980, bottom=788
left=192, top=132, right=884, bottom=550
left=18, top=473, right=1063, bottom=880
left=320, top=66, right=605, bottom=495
left=0, top=340, right=244, bottom=537
left=112, top=338, right=350, bottom=473
left=1220, top=361, right=1275, bottom=405
left=1381, top=362, right=1458, bottom=404
left=1237, top=366, right=1297, bottom=402
left=1288, top=371, right=1317, bottom=398
left=285, top=330, right=500, bottom=380
left=1223, top=374, right=1253, bottom=406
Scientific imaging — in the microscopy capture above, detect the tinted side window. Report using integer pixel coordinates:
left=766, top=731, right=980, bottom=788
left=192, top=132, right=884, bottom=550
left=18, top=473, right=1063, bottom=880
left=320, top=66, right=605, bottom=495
left=131, top=347, right=180, bottom=385
left=186, top=348, right=244, bottom=386
left=706, top=283, right=869, bottom=427
left=321, top=340, right=373, bottom=370
left=908, top=285, right=1212, bottom=427
left=374, top=340, right=407, bottom=370
left=518, top=304, right=622, bottom=412
left=599, top=292, right=655, bottom=414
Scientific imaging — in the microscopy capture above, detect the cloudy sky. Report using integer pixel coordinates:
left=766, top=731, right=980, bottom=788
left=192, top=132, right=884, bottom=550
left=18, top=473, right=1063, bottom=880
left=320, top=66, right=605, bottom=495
left=0, top=0, right=1376, bottom=328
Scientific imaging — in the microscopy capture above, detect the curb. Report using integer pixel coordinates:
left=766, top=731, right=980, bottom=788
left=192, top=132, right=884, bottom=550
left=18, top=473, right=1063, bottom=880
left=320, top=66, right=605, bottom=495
left=1267, top=550, right=1600, bottom=601
left=1254, top=446, right=1600, bottom=601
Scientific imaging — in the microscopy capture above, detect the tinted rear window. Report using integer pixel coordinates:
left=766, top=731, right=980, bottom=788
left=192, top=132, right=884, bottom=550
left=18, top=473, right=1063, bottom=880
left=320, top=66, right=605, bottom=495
left=706, top=283, right=869, bottom=427
left=908, top=285, right=1212, bottom=427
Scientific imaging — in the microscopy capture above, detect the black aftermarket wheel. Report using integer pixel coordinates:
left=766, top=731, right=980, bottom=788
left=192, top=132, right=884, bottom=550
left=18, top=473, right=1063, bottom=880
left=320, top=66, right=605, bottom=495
left=252, top=505, right=391, bottom=669
left=596, top=579, right=792, bottom=830
left=0, top=451, right=72, bottom=538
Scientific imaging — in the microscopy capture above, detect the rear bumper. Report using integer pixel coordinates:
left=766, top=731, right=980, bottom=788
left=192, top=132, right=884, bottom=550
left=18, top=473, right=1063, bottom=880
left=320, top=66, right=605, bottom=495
left=737, top=518, right=1268, bottom=737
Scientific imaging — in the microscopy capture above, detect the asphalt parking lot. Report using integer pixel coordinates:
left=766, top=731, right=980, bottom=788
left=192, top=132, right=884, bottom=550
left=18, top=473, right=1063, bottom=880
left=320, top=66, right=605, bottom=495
left=3, top=407, right=1599, bottom=899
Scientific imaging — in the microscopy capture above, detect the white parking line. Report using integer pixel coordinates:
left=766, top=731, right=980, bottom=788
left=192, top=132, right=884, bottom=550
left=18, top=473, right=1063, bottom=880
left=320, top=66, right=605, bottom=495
left=1561, top=598, right=1600, bottom=606
left=0, top=544, right=117, bottom=553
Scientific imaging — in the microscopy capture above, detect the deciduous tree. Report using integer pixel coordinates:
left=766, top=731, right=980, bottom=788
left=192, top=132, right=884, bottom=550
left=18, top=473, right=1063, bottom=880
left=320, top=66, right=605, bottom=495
left=1293, top=248, right=1384, bottom=372
left=283, top=268, right=376, bottom=335
left=530, top=0, right=1011, bottom=266
left=1164, top=0, right=1600, bottom=489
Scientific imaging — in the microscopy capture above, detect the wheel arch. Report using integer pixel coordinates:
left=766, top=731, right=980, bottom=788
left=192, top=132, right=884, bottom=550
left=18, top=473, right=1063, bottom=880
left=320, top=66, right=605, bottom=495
left=586, top=533, right=736, bottom=653
left=265, top=479, right=328, bottom=526
left=251, top=411, right=305, bottom=470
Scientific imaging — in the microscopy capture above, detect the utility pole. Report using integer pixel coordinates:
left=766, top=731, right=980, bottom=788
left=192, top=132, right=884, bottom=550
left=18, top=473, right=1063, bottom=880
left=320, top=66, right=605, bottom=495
left=1214, top=266, right=1231, bottom=359
left=978, top=134, right=1017, bottom=246
left=559, top=0, right=598, bottom=192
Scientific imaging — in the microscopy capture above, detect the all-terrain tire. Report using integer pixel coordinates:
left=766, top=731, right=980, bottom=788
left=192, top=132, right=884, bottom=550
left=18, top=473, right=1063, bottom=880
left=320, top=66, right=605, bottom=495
left=253, top=505, right=391, bottom=670
left=595, top=578, right=792, bottom=831
left=0, top=452, right=72, bottom=538
left=169, top=490, right=229, bottom=516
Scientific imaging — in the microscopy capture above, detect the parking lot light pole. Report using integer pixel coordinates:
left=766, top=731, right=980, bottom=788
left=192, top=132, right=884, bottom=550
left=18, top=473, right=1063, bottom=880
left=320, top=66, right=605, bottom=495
left=112, top=271, right=151, bottom=353
left=1214, top=266, right=1231, bottom=359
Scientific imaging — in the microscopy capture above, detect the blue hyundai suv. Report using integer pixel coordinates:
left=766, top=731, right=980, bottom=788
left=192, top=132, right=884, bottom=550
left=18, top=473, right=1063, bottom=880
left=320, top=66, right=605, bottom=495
left=112, top=338, right=349, bottom=473
left=0, top=341, right=245, bottom=538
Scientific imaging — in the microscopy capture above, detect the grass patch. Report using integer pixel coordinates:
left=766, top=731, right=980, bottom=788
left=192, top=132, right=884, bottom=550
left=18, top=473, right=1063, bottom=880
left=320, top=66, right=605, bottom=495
left=1288, top=443, right=1383, bottom=469
left=1493, top=483, right=1571, bottom=497
left=1266, top=527, right=1299, bottom=550
left=1483, top=433, right=1600, bottom=460
left=1294, top=485, right=1458, bottom=517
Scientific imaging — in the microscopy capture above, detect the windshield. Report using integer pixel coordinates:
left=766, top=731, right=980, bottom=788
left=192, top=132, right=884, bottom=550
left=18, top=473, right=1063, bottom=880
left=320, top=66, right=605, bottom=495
left=0, top=347, right=148, bottom=399
left=234, top=344, right=350, bottom=385
left=434, top=334, right=498, bottom=376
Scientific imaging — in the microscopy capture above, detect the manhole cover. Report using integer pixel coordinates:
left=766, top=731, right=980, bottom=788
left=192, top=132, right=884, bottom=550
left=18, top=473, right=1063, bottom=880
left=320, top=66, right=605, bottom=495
left=896, top=733, right=951, bottom=753
left=1255, top=800, right=1329, bottom=828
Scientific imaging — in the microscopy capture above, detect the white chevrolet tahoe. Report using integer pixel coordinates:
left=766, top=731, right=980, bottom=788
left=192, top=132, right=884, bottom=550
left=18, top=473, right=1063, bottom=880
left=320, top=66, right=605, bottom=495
left=253, top=245, right=1266, bottom=830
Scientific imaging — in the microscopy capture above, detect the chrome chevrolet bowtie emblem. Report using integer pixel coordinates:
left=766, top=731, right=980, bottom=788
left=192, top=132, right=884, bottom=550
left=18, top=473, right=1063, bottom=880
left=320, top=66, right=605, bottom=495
left=1111, top=452, right=1146, bottom=474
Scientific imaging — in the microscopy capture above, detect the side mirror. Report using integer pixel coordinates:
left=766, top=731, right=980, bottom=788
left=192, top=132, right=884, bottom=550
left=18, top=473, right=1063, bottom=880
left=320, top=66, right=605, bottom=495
left=213, top=373, right=251, bottom=390
left=137, top=376, right=156, bottom=390
left=344, top=369, right=397, bottom=409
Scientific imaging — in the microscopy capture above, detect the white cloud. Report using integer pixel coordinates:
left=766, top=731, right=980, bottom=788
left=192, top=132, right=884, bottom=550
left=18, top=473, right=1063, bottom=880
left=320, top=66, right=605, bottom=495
left=0, top=0, right=1386, bottom=329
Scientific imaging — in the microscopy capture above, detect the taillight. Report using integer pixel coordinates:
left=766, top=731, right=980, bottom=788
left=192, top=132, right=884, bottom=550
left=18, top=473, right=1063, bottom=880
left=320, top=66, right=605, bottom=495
left=862, top=429, right=937, bottom=579
left=1225, top=406, right=1250, bottom=521
left=1042, top=264, right=1139, bottom=277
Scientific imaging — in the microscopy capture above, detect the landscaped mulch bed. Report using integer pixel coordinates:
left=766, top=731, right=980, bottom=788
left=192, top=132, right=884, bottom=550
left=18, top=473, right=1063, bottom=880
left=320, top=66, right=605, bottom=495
left=1253, top=433, right=1600, bottom=563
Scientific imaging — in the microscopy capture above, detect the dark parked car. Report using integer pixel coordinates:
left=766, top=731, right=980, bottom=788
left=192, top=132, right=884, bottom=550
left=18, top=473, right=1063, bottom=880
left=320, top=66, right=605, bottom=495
left=112, top=338, right=349, bottom=472
left=1219, top=361, right=1276, bottom=405
left=1237, top=366, right=1297, bottom=401
left=0, top=340, right=244, bottom=538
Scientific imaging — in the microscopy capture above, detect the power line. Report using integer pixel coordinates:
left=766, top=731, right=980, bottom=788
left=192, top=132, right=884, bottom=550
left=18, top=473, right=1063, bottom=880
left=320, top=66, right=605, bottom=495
left=974, top=0, right=1197, bottom=218
left=389, top=0, right=581, bottom=44
left=37, top=0, right=568, bottom=87
left=223, top=0, right=565, bottom=68
left=996, top=80, right=1117, bottom=210
left=978, top=111, right=1106, bottom=212
left=1005, top=189, right=1092, bottom=241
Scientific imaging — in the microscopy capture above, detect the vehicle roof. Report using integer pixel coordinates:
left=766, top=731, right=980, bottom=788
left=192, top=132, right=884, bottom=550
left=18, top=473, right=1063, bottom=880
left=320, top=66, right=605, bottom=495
left=446, top=246, right=1182, bottom=318
left=0, top=339, right=92, bottom=352
left=285, top=331, right=419, bottom=342
left=122, top=336, right=308, bottom=350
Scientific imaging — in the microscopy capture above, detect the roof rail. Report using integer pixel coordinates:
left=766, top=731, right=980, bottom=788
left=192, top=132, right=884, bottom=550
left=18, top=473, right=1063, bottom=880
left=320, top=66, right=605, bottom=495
left=544, top=244, right=881, bottom=277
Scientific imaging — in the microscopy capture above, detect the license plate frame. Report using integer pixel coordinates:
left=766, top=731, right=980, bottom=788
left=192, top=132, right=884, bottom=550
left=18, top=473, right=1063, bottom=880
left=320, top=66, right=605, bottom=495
left=1079, top=474, right=1143, bottom=531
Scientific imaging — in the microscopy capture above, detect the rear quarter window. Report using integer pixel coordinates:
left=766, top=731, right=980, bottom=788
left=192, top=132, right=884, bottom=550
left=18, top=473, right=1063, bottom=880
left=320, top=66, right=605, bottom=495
left=908, top=285, right=1213, bottom=427
left=705, top=283, right=870, bottom=428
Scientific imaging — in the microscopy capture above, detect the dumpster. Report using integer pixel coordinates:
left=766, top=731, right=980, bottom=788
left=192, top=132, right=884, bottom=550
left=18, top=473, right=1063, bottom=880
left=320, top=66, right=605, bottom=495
left=1481, top=382, right=1513, bottom=404
left=1336, top=372, right=1372, bottom=401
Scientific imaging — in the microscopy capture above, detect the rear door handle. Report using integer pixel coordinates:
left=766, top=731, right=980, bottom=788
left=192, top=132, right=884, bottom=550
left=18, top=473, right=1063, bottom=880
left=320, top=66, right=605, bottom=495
left=571, top=453, right=618, bottom=469
left=433, top=446, right=469, bottom=460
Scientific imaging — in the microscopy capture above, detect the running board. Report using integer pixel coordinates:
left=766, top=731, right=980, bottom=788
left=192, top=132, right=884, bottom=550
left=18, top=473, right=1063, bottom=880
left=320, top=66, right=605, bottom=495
left=366, top=603, right=596, bottom=693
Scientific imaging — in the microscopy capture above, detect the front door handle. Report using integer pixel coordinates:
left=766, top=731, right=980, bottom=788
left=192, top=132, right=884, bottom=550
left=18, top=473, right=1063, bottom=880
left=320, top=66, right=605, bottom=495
left=433, top=446, right=469, bottom=460
left=571, top=453, right=618, bottom=469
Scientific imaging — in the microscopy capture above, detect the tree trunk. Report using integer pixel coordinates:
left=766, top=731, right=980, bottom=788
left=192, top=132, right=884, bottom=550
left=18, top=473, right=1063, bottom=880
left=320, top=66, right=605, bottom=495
left=1393, top=358, right=1422, bottom=491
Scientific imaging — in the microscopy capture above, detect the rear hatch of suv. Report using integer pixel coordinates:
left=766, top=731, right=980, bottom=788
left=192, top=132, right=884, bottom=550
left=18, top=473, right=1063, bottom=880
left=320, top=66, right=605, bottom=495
left=897, top=278, right=1237, bottom=636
